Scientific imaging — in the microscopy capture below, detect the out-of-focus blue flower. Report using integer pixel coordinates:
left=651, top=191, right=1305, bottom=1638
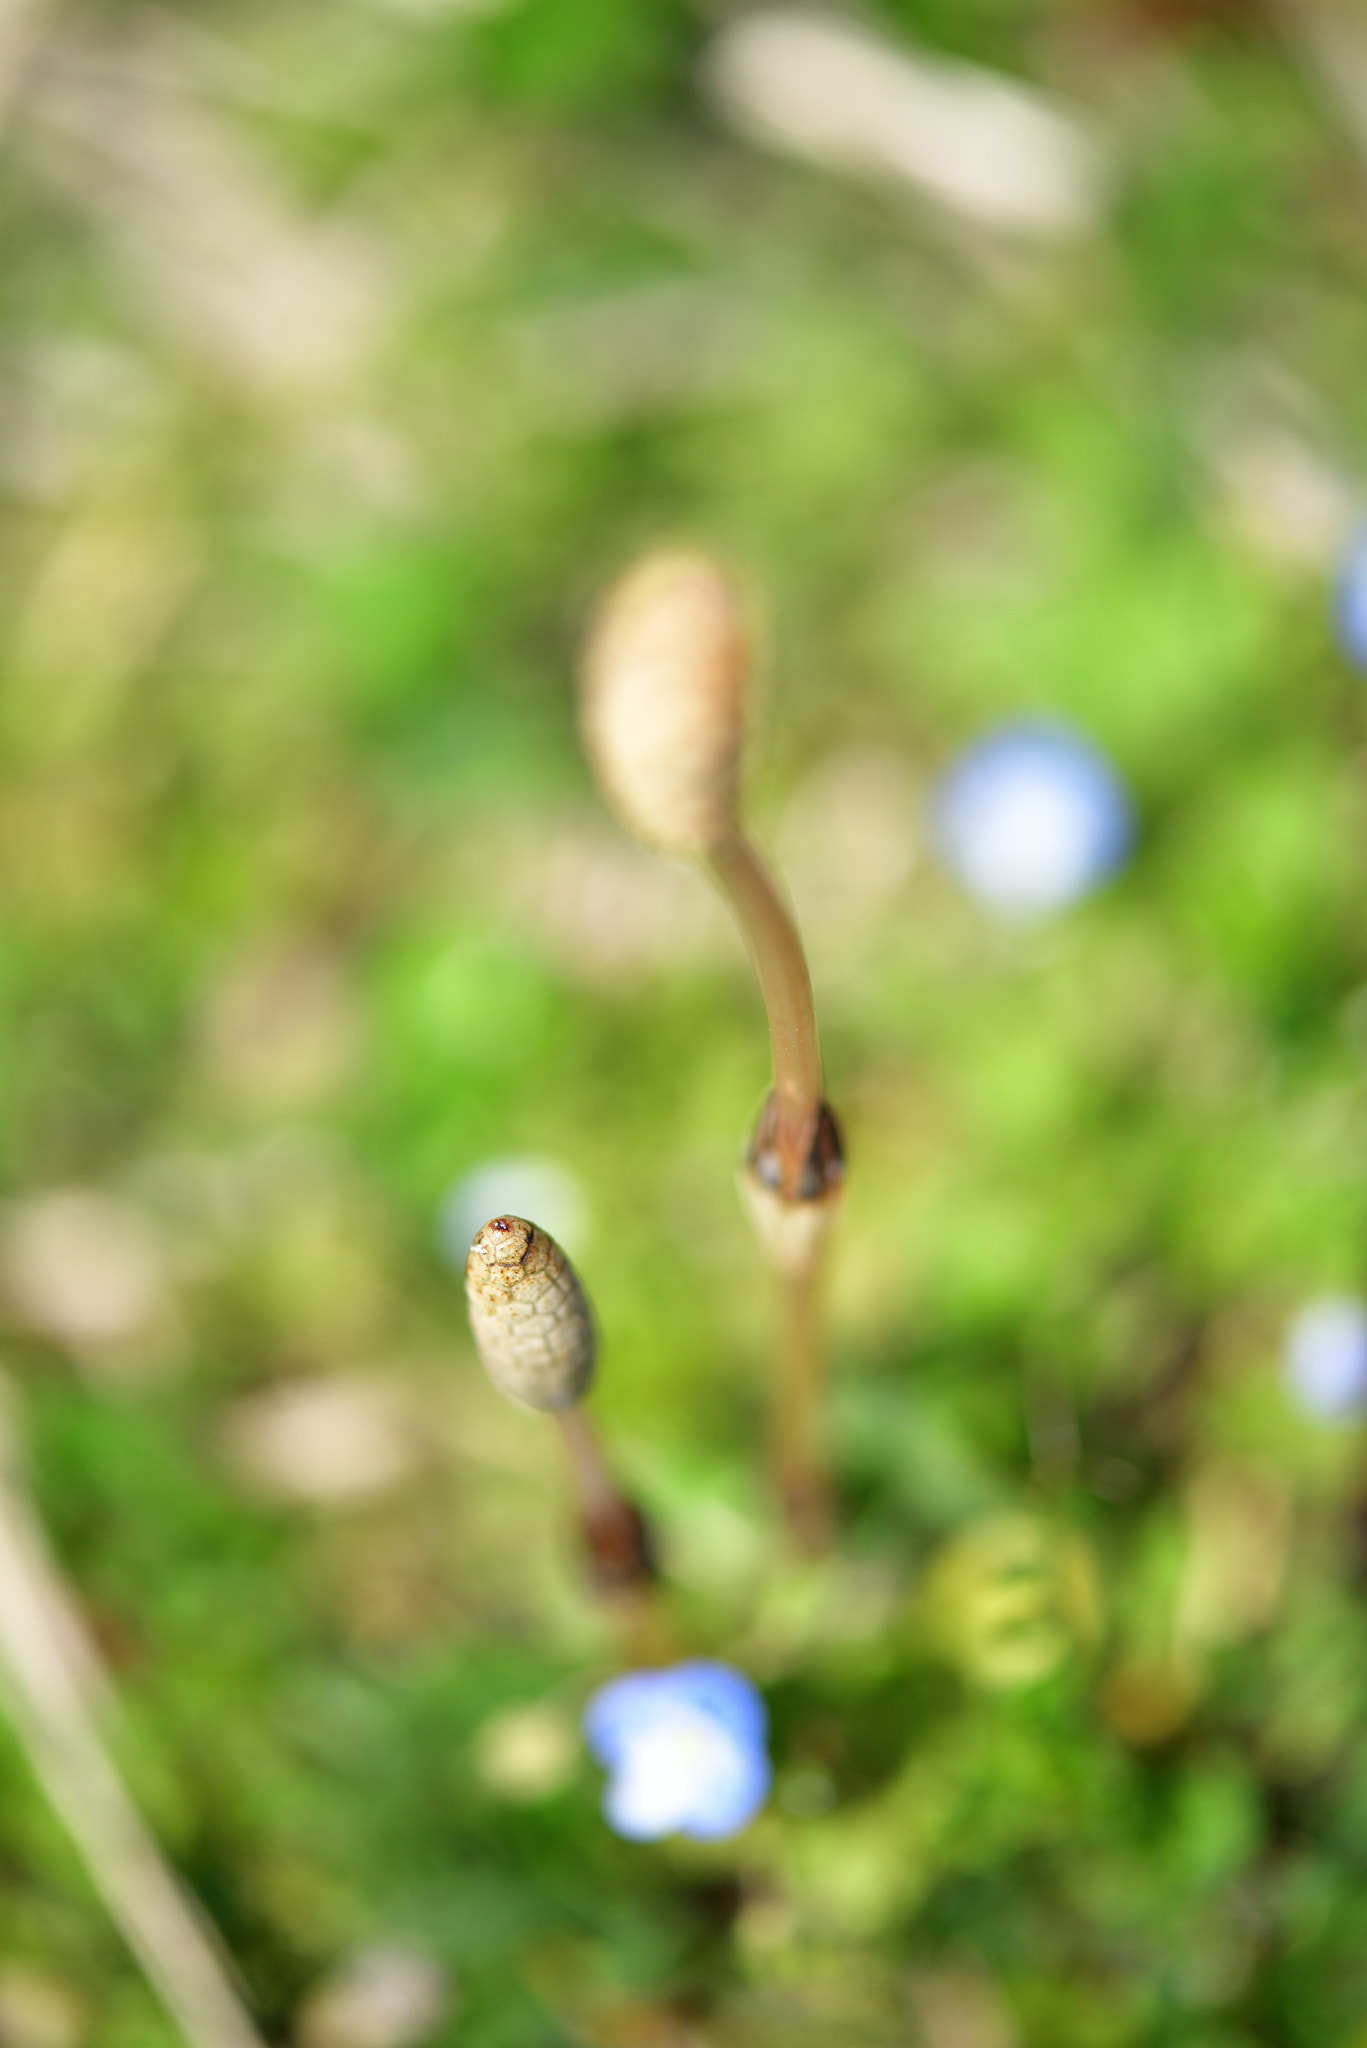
left=583, top=1661, right=770, bottom=1842
left=933, top=720, right=1134, bottom=919
left=1333, top=526, right=1367, bottom=674
left=1282, top=1296, right=1367, bottom=1422
left=435, top=1156, right=587, bottom=1269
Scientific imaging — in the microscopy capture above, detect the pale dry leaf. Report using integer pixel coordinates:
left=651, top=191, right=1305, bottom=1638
left=703, top=10, right=1108, bottom=240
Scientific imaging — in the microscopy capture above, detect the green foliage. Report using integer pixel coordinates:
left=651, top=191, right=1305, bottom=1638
left=3, top=2, right=1367, bottom=2043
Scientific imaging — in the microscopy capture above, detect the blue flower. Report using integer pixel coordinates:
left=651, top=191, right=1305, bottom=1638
left=1334, top=526, right=1367, bottom=674
left=933, top=720, right=1134, bottom=919
left=583, top=1661, right=770, bottom=1841
left=1282, top=1296, right=1367, bottom=1423
left=435, top=1156, right=586, bottom=1271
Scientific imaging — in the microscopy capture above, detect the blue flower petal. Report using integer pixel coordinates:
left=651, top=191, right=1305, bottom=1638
left=933, top=719, right=1134, bottom=919
left=582, top=1670, right=671, bottom=1768
left=1283, top=1296, right=1367, bottom=1423
left=677, top=1741, right=771, bottom=1841
left=583, top=1661, right=771, bottom=1842
left=662, top=1661, right=768, bottom=1748
left=436, top=1156, right=586, bottom=1271
left=1334, top=526, right=1367, bottom=675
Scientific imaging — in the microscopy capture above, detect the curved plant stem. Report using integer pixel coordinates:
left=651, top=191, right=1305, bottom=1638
left=707, top=824, right=823, bottom=1196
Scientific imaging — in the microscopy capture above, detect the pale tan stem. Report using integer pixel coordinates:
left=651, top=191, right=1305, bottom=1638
left=0, top=1388, right=266, bottom=2048
left=555, top=1404, right=620, bottom=1523
left=707, top=825, right=823, bottom=1177
left=554, top=1406, right=655, bottom=1603
left=771, top=1233, right=834, bottom=1554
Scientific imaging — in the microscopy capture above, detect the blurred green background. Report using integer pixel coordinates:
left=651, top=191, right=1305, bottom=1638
left=4, top=0, right=1367, bottom=2041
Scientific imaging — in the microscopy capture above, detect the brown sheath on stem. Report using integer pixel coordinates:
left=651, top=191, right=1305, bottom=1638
left=558, top=1405, right=656, bottom=1593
